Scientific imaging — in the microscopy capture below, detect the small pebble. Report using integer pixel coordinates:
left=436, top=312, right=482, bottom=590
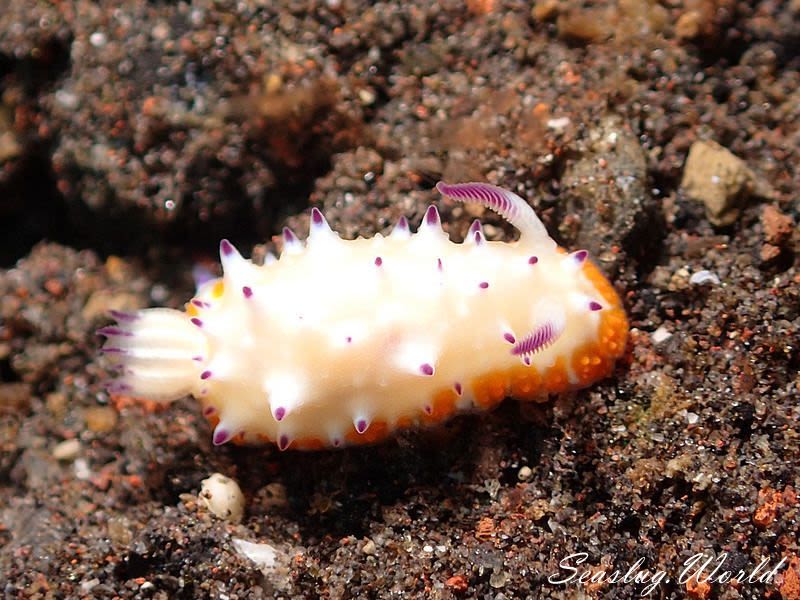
left=52, top=438, right=81, bottom=461
left=200, top=473, right=245, bottom=522
left=362, top=539, right=377, bottom=555
left=85, top=406, right=118, bottom=433
left=517, top=466, right=533, bottom=481
left=689, top=270, right=720, bottom=286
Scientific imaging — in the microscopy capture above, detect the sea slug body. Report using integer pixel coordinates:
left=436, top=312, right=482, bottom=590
left=100, top=182, right=628, bottom=450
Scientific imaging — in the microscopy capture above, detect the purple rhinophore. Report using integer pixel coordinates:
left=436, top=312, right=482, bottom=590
left=511, top=320, right=563, bottom=357
left=96, top=326, right=132, bottom=337
left=242, top=286, right=253, bottom=298
left=454, top=382, right=463, bottom=396
left=419, top=363, right=434, bottom=376
left=311, top=207, right=324, bottom=226
left=220, top=239, right=235, bottom=256
left=213, top=427, right=232, bottom=446
left=200, top=370, right=212, bottom=380
left=282, top=227, right=298, bottom=244
left=479, top=281, right=489, bottom=289
left=436, top=182, right=517, bottom=221
left=572, top=250, right=588, bottom=263
left=109, top=309, right=138, bottom=322
left=274, top=406, right=286, bottom=421
left=355, top=419, right=369, bottom=434
left=425, top=205, right=441, bottom=226
left=589, top=301, right=603, bottom=311
left=374, top=256, right=383, bottom=267
left=278, top=434, right=291, bottom=451
left=528, top=256, right=539, bottom=265
left=190, top=317, right=203, bottom=327
left=503, top=332, right=516, bottom=344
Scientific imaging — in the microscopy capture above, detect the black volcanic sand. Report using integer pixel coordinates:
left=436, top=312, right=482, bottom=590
left=1, top=1, right=799, bottom=598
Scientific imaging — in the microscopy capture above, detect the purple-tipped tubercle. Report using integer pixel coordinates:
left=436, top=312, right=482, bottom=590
left=101, top=347, right=127, bottom=354
left=203, top=406, right=217, bottom=417
left=423, top=405, right=433, bottom=415
left=283, top=227, right=297, bottom=244
left=355, top=419, right=369, bottom=434
left=374, top=256, right=383, bottom=267
left=395, top=216, right=409, bottom=232
left=311, top=207, right=324, bottom=226
left=278, top=434, right=291, bottom=451
left=479, top=281, right=489, bottom=289
left=109, top=309, right=138, bottom=322
left=200, top=370, right=212, bottom=380
left=220, top=239, right=235, bottom=256
left=213, top=426, right=232, bottom=445
left=503, top=332, right=516, bottom=344
left=589, top=301, right=603, bottom=311
left=242, top=286, right=253, bottom=298
left=274, top=406, right=286, bottom=421
left=425, top=205, right=441, bottom=227
left=96, top=326, right=132, bottom=337
left=190, top=317, right=203, bottom=327
left=528, top=256, right=539, bottom=265
left=437, top=258, right=443, bottom=271
left=419, top=363, right=434, bottom=376
left=454, top=382, right=463, bottom=396
left=572, top=250, right=588, bottom=263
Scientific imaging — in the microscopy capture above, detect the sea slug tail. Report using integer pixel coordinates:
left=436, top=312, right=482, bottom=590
left=99, top=308, right=207, bottom=402
left=435, top=181, right=553, bottom=246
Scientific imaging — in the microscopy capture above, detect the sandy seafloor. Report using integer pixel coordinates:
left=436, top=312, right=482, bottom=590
left=1, top=1, right=799, bottom=598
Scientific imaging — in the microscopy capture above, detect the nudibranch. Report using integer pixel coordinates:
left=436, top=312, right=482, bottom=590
left=100, top=182, right=628, bottom=450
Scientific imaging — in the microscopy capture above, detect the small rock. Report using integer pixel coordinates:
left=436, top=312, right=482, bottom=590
left=84, top=406, right=118, bottom=433
left=675, top=10, right=702, bottom=39
left=689, top=270, right=720, bottom=286
left=681, top=140, right=773, bottom=226
left=517, top=466, right=532, bottom=481
left=362, top=538, right=377, bottom=555
left=761, top=204, right=794, bottom=246
left=199, top=473, right=245, bottom=522
left=652, top=326, right=672, bottom=344
left=52, top=439, right=81, bottom=461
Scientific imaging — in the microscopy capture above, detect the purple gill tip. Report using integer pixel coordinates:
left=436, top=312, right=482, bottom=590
left=355, top=419, right=369, bottom=434
left=311, top=207, right=324, bottom=226
left=396, top=216, right=409, bottom=231
left=274, top=406, right=286, bottom=421
left=278, top=434, right=291, bottom=451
